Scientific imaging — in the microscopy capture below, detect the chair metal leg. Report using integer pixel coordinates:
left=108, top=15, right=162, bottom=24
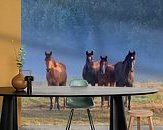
left=87, top=109, right=95, bottom=130
left=66, top=109, right=74, bottom=130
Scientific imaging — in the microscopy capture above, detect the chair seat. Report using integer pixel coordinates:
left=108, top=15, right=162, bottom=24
left=128, top=110, right=154, bottom=130
left=128, top=110, right=153, bottom=117
left=66, top=97, right=94, bottom=109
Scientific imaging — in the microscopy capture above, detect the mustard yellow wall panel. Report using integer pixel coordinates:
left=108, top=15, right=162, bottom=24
left=0, top=0, right=21, bottom=86
left=0, top=0, right=21, bottom=127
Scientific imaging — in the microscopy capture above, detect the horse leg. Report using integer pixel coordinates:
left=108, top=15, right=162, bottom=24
left=106, top=96, right=109, bottom=108
left=116, top=82, right=127, bottom=108
left=105, top=80, right=110, bottom=108
left=53, top=82, right=60, bottom=111
left=110, top=81, right=115, bottom=87
left=101, top=96, right=104, bottom=108
left=54, top=97, right=60, bottom=111
left=91, top=82, right=96, bottom=100
left=92, top=82, right=96, bottom=86
left=106, top=81, right=115, bottom=108
left=124, top=96, right=127, bottom=107
left=49, top=97, right=53, bottom=110
left=57, top=97, right=60, bottom=110
left=128, top=95, right=131, bottom=110
left=61, top=82, right=67, bottom=109
left=63, top=97, right=66, bottom=108
left=98, top=82, right=104, bottom=108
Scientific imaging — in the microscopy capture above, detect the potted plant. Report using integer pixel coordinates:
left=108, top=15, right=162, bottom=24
left=11, top=41, right=27, bottom=91
left=16, top=47, right=26, bottom=71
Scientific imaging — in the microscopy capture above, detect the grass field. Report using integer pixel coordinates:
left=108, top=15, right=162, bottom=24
left=21, top=82, right=163, bottom=126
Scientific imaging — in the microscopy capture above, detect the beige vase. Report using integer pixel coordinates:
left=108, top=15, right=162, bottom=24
left=12, top=69, right=27, bottom=91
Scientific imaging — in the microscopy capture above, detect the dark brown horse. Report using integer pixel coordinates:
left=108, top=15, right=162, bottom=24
left=97, top=56, right=115, bottom=107
left=45, top=51, right=67, bottom=110
left=114, top=51, right=136, bottom=110
left=82, top=51, right=100, bottom=86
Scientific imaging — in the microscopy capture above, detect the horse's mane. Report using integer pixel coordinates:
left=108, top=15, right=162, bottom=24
left=122, top=53, right=135, bottom=75
left=51, top=57, right=57, bottom=67
left=123, top=54, right=129, bottom=64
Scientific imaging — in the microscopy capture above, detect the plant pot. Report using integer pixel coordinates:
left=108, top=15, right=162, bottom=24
left=12, top=69, right=27, bottom=91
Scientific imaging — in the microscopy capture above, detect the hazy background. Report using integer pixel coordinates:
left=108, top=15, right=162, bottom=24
left=22, top=0, right=163, bottom=82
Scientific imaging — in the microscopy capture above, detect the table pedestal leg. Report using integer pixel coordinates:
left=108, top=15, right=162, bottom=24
left=0, top=96, right=18, bottom=130
left=110, top=96, right=127, bottom=130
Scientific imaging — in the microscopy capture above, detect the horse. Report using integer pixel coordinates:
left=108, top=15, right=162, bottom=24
left=82, top=51, right=100, bottom=86
left=45, top=51, right=67, bottom=110
left=97, top=56, right=115, bottom=108
left=114, top=51, right=136, bottom=110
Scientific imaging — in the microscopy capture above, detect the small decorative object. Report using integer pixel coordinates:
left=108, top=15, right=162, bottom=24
left=25, top=76, right=34, bottom=94
left=11, top=40, right=27, bottom=91
left=12, top=69, right=27, bottom=91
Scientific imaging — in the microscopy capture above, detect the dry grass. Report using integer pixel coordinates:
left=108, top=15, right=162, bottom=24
left=21, top=82, right=163, bottom=126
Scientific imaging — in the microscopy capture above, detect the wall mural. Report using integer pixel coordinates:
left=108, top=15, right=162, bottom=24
left=22, top=0, right=163, bottom=83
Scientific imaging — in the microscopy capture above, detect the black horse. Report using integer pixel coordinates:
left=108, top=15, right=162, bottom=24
left=114, top=51, right=136, bottom=110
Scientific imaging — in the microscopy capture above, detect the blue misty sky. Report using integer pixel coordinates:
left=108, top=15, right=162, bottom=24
left=22, top=0, right=163, bottom=82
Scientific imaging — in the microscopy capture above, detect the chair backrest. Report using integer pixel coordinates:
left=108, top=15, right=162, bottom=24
left=69, top=79, right=88, bottom=87
left=66, top=79, right=94, bottom=108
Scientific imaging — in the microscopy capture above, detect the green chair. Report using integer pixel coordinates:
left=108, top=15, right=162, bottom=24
left=65, top=79, right=95, bottom=130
